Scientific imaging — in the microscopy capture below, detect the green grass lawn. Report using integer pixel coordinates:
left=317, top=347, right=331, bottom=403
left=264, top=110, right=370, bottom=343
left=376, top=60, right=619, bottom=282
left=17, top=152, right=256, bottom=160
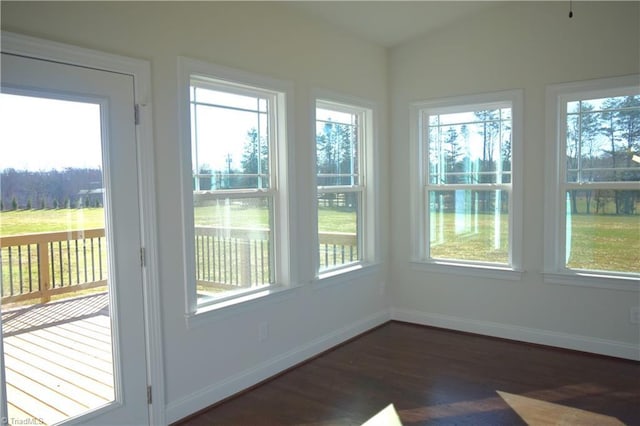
left=0, top=208, right=105, bottom=236
left=2, top=207, right=638, bottom=274
left=193, top=203, right=358, bottom=234
left=430, top=212, right=509, bottom=264
left=567, top=213, right=639, bottom=273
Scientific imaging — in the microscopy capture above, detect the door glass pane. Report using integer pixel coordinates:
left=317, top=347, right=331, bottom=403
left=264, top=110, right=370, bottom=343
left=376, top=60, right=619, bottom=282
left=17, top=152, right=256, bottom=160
left=0, top=93, right=115, bottom=425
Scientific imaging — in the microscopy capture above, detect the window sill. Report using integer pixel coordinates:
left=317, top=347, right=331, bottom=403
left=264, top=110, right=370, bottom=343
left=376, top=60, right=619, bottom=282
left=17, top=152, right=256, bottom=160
left=314, top=262, right=380, bottom=289
left=544, top=271, right=639, bottom=292
left=410, top=260, right=523, bottom=281
left=185, top=283, right=303, bottom=329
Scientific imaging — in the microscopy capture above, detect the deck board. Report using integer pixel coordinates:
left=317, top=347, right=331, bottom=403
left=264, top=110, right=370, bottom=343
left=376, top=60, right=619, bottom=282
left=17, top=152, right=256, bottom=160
left=2, top=293, right=115, bottom=426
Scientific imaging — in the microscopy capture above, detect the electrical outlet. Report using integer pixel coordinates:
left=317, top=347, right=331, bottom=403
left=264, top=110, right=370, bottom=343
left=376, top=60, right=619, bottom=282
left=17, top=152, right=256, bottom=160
left=630, top=307, right=640, bottom=325
left=258, top=322, right=269, bottom=341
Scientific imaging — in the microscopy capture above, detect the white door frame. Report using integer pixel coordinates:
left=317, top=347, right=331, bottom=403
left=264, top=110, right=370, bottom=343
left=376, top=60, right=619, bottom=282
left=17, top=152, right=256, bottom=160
left=0, top=31, right=166, bottom=426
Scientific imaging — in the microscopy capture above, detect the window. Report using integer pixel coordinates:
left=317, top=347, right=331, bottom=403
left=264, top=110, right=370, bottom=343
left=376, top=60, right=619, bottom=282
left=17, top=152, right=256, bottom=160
left=411, top=90, right=523, bottom=275
left=179, top=58, right=292, bottom=313
left=545, top=76, right=639, bottom=286
left=314, top=97, right=376, bottom=276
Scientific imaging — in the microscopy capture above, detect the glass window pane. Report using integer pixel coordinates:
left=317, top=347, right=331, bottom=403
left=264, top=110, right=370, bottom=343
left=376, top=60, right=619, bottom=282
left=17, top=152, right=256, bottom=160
left=194, top=196, right=272, bottom=303
left=567, top=101, right=581, bottom=114
left=316, top=112, right=359, bottom=187
left=565, top=190, right=639, bottom=273
left=317, top=107, right=354, bottom=125
left=428, top=190, right=509, bottom=264
left=318, top=191, right=360, bottom=271
left=565, top=95, right=640, bottom=183
left=427, top=109, right=512, bottom=184
left=192, top=102, right=270, bottom=190
left=193, top=86, right=265, bottom=112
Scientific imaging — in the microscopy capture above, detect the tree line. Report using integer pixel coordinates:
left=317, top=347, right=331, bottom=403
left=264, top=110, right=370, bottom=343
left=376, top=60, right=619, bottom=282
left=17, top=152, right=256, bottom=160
left=0, top=168, right=103, bottom=211
left=194, top=120, right=359, bottom=210
left=566, top=95, right=639, bottom=215
left=429, top=95, right=639, bottom=215
left=429, top=109, right=512, bottom=214
left=195, top=121, right=358, bottom=189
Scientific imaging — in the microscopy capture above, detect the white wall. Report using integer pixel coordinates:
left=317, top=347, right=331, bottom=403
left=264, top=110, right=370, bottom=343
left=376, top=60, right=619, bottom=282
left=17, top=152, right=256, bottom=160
left=389, top=2, right=639, bottom=359
left=1, top=2, right=390, bottom=422
left=3, top=0, right=639, bottom=422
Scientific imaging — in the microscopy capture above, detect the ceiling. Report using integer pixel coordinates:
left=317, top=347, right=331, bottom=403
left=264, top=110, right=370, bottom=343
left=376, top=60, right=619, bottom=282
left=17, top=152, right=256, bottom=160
left=287, top=1, right=499, bottom=48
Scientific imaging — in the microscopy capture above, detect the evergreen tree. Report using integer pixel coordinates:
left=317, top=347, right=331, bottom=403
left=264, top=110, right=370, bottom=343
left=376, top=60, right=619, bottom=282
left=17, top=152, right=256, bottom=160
left=443, top=127, right=461, bottom=183
left=241, top=128, right=268, bottom=188
left=567, top=103, right=600, bottom=213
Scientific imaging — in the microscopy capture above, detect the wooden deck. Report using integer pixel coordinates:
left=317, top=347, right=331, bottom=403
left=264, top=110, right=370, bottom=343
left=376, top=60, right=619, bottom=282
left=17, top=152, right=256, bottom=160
left=2, top=293, right=114, bottom=426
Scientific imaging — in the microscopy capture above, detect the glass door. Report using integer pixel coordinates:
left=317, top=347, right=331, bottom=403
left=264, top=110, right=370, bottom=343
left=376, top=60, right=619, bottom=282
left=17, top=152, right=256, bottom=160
left=0, top=53, right=149, bottom=425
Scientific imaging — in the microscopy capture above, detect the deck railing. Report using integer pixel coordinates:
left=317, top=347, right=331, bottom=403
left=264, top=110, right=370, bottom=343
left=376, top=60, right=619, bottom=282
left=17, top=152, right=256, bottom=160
left=195, top=226, right=272, bottom=289
left=1, top=227, right=358, bottom=305
left=0, top=229, right=107, bottom=305
left=319, top=231, right=359, bottom=269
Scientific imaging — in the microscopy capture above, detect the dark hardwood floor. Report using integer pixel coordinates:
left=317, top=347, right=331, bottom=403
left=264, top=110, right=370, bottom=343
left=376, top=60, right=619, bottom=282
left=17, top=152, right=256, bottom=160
left=175, top=321, right=640, bottom=426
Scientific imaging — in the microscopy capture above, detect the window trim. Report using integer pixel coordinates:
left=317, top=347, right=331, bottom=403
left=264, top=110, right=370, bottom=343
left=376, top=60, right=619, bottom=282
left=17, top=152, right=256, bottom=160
left=311, top=91, right=380, bottom=281
left=178, top=57, right=295, bottom=319
left=410, top=89, right=524, bottom=278
left=544, top=75, right=640, bottom=291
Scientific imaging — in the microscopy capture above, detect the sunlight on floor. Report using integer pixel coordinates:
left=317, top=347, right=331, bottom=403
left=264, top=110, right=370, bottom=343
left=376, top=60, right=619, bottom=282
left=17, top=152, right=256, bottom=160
left=497, top=390, right=624, bottom=426
left=395, top=384, right=625, bottom=425
left=361, top=404, right=402, bottom=426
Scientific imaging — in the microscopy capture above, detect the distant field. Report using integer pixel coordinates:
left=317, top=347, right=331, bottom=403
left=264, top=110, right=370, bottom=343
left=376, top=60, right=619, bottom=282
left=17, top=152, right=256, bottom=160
left=567, top=213, right=639, bottom=273
left=193, top=204, right=358, bottom=233
left=0, top=205, right=359, bottom=236
left=431, top=212, right=639, bottom=273
left=0, top=208, right=105, bottom=237
left=1, top=207, right=638, bottom=273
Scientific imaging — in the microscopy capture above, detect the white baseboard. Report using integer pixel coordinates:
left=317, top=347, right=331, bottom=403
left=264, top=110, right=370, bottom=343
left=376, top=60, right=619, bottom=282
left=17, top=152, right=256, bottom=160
left=166, top=309, right=391, bottom=423
left=391, top=307, right=640, bottom=361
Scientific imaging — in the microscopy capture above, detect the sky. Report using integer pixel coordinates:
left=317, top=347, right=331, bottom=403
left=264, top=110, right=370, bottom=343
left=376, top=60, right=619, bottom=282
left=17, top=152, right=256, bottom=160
left=0, top=93, right=103, bottom=171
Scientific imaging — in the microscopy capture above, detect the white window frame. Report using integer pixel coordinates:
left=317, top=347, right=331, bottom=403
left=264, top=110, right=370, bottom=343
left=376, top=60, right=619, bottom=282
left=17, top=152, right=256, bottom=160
left=544, top=75, right=640, bottom=291
left=178, top=57, right=294, bottom=319
left=410, top=90, right=523, bottom=280
left=312, top=92, right=379, bottom=281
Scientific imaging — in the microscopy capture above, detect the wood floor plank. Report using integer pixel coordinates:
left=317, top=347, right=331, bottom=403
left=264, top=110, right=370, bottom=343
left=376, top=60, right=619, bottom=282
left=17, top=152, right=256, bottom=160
left=4, top=367, right=88, bottom=416
left=5, top=382, right=67, bottom=425
left=57, top=320, right=112, bottom=345
left=4, top=336, right=114, bottom=394
left=7, top=401, right=33, bottom=424
left=30, top=324, right=112, bottom=355
left=174, top=322, right=640, bottom=426
left=4, top=350, right=110, bottom=408
left=2, top=294, right=115, bottom=425
left=10, top=328, right=113, bottom=372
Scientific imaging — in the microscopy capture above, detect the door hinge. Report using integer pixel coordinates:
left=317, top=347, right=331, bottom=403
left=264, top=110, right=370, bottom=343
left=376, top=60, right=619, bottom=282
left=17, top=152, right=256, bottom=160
left=140, top=247, right=146, bottom=268
left=147, top=385, right=152, bottom=404
left=134, top=104, right=141, bottom=125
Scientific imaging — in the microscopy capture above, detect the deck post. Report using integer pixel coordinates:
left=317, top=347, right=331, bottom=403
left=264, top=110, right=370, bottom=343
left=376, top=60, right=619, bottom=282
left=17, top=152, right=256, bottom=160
left=38, top=242, right=51, bottom=303
left=240, top=240, right=251, bottom=287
